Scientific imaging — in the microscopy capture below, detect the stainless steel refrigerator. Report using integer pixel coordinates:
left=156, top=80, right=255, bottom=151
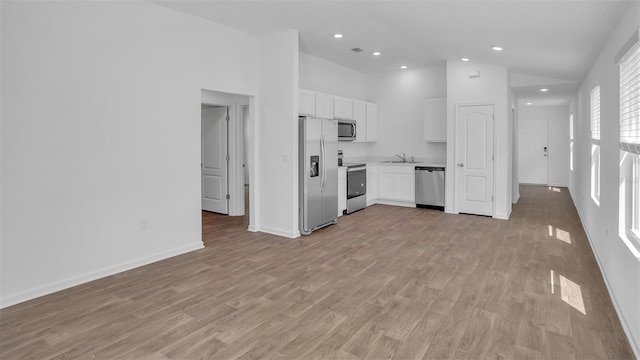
left=299, top=116, right=338, bottom=235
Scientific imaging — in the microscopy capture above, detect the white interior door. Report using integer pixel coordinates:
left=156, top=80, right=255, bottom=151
left=519, top=119, right=548, bottom=184
left=455, top=105, right=494, bottom=216
left=202, top=106, right=228, bottom=214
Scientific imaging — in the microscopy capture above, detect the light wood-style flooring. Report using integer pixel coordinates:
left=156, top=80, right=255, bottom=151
left=0, top=185, right=634, bottom=359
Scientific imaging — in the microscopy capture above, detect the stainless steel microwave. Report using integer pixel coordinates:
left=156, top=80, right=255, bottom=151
left=338, top=119, right=356, bottom=141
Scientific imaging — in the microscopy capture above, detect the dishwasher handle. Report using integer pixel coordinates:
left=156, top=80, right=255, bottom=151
left=415, top=166, right=445, bottom=172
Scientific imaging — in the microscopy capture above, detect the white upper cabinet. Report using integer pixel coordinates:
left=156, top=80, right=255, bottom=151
left=298, top=90, right=376, bottom=141
left=299, top=89, right=316, bottom=116
left=353, top=100, right=367, bottom=142
left=366, top=102, right=378, bottom=142
left=424, top=97, right=447, bottom=142
left=333, top=96, right=354, bottom=120
left=315, top=92, right=334, bottom=119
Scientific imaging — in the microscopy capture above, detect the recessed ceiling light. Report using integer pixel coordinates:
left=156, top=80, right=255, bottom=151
left=491, top=45, right=503, bottom=51
left=400, top=65, right=407, bottom=69
left=333, top=33, right=343, bottom=39
left=372, top=51, right=381, bottom=56
left=526, top=102, right=533, bottom=105
left=460, top=57, right=470, bottom=62
left=540, top=88, right=549, bottom=92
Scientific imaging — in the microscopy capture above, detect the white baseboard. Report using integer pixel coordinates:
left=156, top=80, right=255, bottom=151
left=247, top=224, right=258, bottom=232
left=513, top=192, right=520, bottom=204
left=374, top=200, right=416, bottom=208
left=257, top=225, right=300, bottom=239
left=0, top=241, right=204, bottom=309
left=570, top=194, right=640, bottom=359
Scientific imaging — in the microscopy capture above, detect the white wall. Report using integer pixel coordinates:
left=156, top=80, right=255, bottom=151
left=569, top=2, right=640, bottom=356
left=365, top=66, right=447, bottom=159
left=446, top=61, right=511, bottom=219
left=517, top=105, right=570, bottom=187
left=299, top=52, right=367, bottom=100
left=255, top=30, right=300, bottom=238
left=0, top=1, right=265, bottom=307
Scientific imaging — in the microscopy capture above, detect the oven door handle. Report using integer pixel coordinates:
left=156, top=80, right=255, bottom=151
left=346, top=166, right=366, bottom=172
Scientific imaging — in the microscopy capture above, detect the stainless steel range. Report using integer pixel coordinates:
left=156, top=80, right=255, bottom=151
left=343, top=162, right=366, bottom=214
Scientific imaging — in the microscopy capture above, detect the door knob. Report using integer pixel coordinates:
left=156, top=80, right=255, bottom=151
left=458, top=163, right=464, bottom=167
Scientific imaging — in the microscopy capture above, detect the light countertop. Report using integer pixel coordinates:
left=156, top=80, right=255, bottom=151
left=342, top=157, right=446, bottom=168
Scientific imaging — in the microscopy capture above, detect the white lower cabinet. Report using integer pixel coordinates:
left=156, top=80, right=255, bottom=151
left=366, top=165, right=378, bottom=206
left=376, top=165, right=415, bottom=206
left=338, top=167, right=347, bottom=216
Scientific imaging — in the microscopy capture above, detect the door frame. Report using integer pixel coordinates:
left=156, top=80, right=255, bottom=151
left=453, top=102, right=497, bottom=217
left=201, top=102, right=248, bottom=217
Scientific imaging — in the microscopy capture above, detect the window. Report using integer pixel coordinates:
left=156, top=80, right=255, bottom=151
left=618, top=33, right=640, bottom=248
left=590, top=86, right=601, bottom=204
left=619, top=41, right=640, bottom=154
left=633, top=155, right=640, bottom=238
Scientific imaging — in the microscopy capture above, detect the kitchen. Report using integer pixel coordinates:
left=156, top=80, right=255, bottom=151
left=299, top=78, right=447, bottom=234
left=298, top=52, right=499, bottom=235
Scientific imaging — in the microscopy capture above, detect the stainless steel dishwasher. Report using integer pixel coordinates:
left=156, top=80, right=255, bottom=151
left=415, top=166, right=445, bottom=209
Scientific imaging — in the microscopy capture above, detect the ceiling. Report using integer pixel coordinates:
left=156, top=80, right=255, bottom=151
left=155, top=0, right=633, bottom=106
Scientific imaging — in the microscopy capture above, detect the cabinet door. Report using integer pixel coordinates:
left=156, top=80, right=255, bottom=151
left=366, top=166, right=378, bottom=205
left=396, top=173, right=415, bottom=202
left=423, top=99, right=437, bottom=141
left=436, top=98, right=447, bottom=141
left=334, top=96, right=353, bottom=120
left=424, top=97, right=446, bottom=142
left=338, top=174, right=346, bottom=215
left=353, top=100, right=367, bottom=142
left=378, top=172, right=396, bottom=200
left=299, top=89, right=315, bottom=116
left=315, top=93, right=334, bottom=119
left=366, top=102, right=378, bottom=142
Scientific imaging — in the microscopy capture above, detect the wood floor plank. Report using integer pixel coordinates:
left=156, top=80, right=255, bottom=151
left=0, top=185, right=634, bottom=360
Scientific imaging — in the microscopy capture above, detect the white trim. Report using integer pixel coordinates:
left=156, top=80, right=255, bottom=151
left=0, top=242, right=204, bottom=309
left=257, top=225, right=301, bottom=239
left=374, top=200, right=416, bottom=208
left=228, top=105, right=246, bottom=216
left=513, top=192, right=520, bottom=204
left=571, top=196, right=640, bottom=359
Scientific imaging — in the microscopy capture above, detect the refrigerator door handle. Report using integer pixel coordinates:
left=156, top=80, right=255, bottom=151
left=320, top=135, right=326, bottom=192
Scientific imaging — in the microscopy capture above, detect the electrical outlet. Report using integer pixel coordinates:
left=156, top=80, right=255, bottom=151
left=140, top=221, right=148, bottom=231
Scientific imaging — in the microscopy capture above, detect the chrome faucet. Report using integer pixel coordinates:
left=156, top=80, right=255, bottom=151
left=395, top=153, right=407, bottom=162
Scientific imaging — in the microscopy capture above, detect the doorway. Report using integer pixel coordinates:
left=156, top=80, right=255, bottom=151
left=518, top=118, right=549, bottom=185
left=200, top=89, right=252, bottom=225
left=455, top=104, right=495, bottom=216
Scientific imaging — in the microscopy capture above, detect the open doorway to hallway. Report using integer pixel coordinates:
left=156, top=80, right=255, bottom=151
left=200, top=89, right=254, bottom=232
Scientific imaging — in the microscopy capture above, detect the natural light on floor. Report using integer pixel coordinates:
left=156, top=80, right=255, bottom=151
left=548, top=187, right=562, bottom=192
left=550, top=270, right=586, bottom=315
left=548, top=225, right=572, bottom=244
